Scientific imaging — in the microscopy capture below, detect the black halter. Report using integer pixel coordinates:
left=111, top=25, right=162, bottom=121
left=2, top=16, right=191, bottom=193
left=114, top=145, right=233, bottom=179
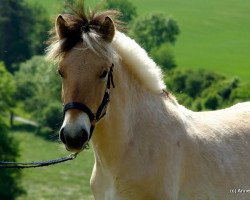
left=63, top=64, right=115, bottom=141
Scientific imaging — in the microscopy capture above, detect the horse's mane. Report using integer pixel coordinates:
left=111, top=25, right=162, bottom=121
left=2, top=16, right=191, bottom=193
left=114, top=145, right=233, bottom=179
left=112, top=32, right=166, bottom=93
left=46, top=0, right=166, bottom=93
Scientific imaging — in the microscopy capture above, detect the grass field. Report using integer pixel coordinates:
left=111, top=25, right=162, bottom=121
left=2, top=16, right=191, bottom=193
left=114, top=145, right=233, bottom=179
left=26, top=0, right=250, bottom=82
left=140, top=0, right=250, bottom=82
left=5, top=1, right=248, bottom=199
left=11, top=124, right=94, bottom=200
left=16, top=1, right=250, bottom=197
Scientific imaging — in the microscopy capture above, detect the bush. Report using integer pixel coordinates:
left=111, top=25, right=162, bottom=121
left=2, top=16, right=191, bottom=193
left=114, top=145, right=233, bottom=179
left=41, top=102, right=63, bottom=130
left=165, top=68, right=249, bottom=111
left=0, top=123, right=25, bottom=199
left=14, top=56, right=62, bottom=130
left=166, top=69, right=223, bottom=98
left=150, top=43, right=176, bottom=71
left=103, top=0, right=137, bottom=23
left=0, top=0, right=50, bottom=72
left=203, top=93, right=222, bottom=110
left=130, top=13, right=180, bottom=52
left=0, top=62, right=16, bottom=110
left=230, top=82, right=250, bottom=103
left=0, top=62, right=24, bottom=199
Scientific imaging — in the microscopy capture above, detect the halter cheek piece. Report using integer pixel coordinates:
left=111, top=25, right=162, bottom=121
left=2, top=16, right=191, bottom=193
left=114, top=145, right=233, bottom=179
left=63, top=64, right=115, bottom=141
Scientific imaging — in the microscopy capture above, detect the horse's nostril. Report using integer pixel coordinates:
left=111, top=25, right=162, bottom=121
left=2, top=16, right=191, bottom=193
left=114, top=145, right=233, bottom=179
left=81, top=129, right=89, bottom=145
left=60, top=128, right=66, bottom=144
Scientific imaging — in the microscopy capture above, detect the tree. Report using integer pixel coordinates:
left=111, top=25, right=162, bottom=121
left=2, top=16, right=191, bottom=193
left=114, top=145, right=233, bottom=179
left=167, top=69, right=223, bottom=98
left=29, top=4, right=51, bottom=55
left=14, top=56, right=62, bottom=130
left=0, top=0, right=50, bottom=72
left=129, top=13, right=180, bottom=70
left=129, top=13, right=180, bottom=52
left=0, top=62, right=16, bottom=110
left=64, top=0, right=75, bottom=4
left=203, top=93, right=222, bottom=110
left=165, top=68, right=249, bottom=111
left=150, top=43, right=176, bottom=71
left=0, top=62, right=24, bottom=199
left=60, top=0, right=137, bottom=24
left=0, top=124, right=25, bottom=200
left=230, top=82, right=250, bottom=103
left=103, top=0, right=137, bottom=23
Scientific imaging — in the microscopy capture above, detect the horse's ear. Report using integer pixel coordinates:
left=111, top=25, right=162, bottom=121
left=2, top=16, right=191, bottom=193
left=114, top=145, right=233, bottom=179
left=99, top=17, right=115, bottom=43
left=55, top=15, right=69, bottom=39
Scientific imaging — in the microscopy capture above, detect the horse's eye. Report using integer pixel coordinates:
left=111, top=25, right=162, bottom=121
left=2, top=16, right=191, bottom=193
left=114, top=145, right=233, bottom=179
left=100, top=70, right=108, bottom=79
left=58, top=70, right=63, bottom=78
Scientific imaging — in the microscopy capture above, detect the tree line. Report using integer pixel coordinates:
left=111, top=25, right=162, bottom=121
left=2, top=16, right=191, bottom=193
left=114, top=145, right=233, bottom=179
left=0, top=0, right=50, bottom=198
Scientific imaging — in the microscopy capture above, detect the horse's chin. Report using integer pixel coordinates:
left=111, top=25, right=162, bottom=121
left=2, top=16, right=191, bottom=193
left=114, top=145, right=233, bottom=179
left=65, top=145, right=85, bottom=153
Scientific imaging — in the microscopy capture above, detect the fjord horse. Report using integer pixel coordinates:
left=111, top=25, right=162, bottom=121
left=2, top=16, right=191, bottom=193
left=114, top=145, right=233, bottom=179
left=46, top=5, right=250, bottom=200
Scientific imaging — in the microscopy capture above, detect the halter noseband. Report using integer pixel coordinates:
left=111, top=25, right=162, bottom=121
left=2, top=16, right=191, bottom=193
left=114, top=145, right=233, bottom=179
left=63, top=64, right=115, bottom=141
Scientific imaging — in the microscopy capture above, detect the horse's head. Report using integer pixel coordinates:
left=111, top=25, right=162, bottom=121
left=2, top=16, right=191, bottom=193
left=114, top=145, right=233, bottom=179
left=51, top=11, right=118, bottom=152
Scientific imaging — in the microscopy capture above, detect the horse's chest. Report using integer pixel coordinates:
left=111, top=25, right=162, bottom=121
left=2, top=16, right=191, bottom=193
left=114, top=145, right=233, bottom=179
left=102, top=180, right=121, bottom=200
left=103, top=185, right=119, bottom=200
left=93, top=181, right=144, bottom=200
left=91, top=169, right=148, bottom=200
left=91, top=166, right=122, bottom=200
left=91, top=169, right=159, bottom=200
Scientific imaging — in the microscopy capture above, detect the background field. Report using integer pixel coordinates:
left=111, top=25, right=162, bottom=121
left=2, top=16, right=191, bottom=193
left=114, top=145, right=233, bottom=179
left=133, top=0, right=250, bottom=82
left=13, top=1, right=250, bottom=199
left=26, top=0, right=250, bottom=82
left=13, top=124, right=94, bottom=200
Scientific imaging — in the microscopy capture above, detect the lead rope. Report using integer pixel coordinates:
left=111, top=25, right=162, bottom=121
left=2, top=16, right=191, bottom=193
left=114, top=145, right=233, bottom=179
left=0, top=153, right=78, bottom=169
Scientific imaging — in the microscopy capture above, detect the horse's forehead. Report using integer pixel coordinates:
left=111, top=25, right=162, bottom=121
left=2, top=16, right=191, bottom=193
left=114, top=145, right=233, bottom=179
left=61, top=47, right=101, bottom=69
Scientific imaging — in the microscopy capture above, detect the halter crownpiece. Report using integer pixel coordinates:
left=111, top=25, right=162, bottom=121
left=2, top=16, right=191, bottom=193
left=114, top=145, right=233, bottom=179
left=63, top=63, right=115, bottom=141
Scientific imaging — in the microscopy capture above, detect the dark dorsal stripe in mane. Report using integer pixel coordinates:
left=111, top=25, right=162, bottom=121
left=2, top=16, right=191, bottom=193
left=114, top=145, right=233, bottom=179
left=47, top=1, right=122, bottom=59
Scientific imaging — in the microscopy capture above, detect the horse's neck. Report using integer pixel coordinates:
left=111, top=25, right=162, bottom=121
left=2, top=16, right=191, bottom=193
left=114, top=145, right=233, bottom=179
left=92, top=61, right=183, bottom=169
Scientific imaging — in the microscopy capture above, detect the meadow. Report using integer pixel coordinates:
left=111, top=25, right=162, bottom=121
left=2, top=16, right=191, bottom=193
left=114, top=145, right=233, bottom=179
left=26, top=0, right=250, bottom=82
left=13, top=124, right=94, bottom=200
left=133, top=0, right=250, bottom=81
left=12, top=0, right=250, bottom=199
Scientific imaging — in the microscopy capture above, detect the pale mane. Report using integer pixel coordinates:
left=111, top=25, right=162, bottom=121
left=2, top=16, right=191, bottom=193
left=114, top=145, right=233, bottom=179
left=112, top=31, right=166, bottom=94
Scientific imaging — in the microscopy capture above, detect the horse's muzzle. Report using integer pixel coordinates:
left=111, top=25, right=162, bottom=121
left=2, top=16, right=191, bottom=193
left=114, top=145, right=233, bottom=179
left=60, top=127, right=89, bottom=152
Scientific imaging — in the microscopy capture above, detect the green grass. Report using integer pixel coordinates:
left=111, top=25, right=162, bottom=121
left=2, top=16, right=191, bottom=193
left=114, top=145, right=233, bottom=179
left=133, top=0, right=250, bottom=82
left=25, top=0, right=250, bottom=82
left=11, top=124, right=94, bottom=200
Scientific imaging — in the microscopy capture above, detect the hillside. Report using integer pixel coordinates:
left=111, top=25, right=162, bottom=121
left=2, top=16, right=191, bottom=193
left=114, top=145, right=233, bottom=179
left=134, top=0, right=250, bottom=82
left=13, top=125, right=94, bottom=200
left=26, top=0, right=250, bottom=81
